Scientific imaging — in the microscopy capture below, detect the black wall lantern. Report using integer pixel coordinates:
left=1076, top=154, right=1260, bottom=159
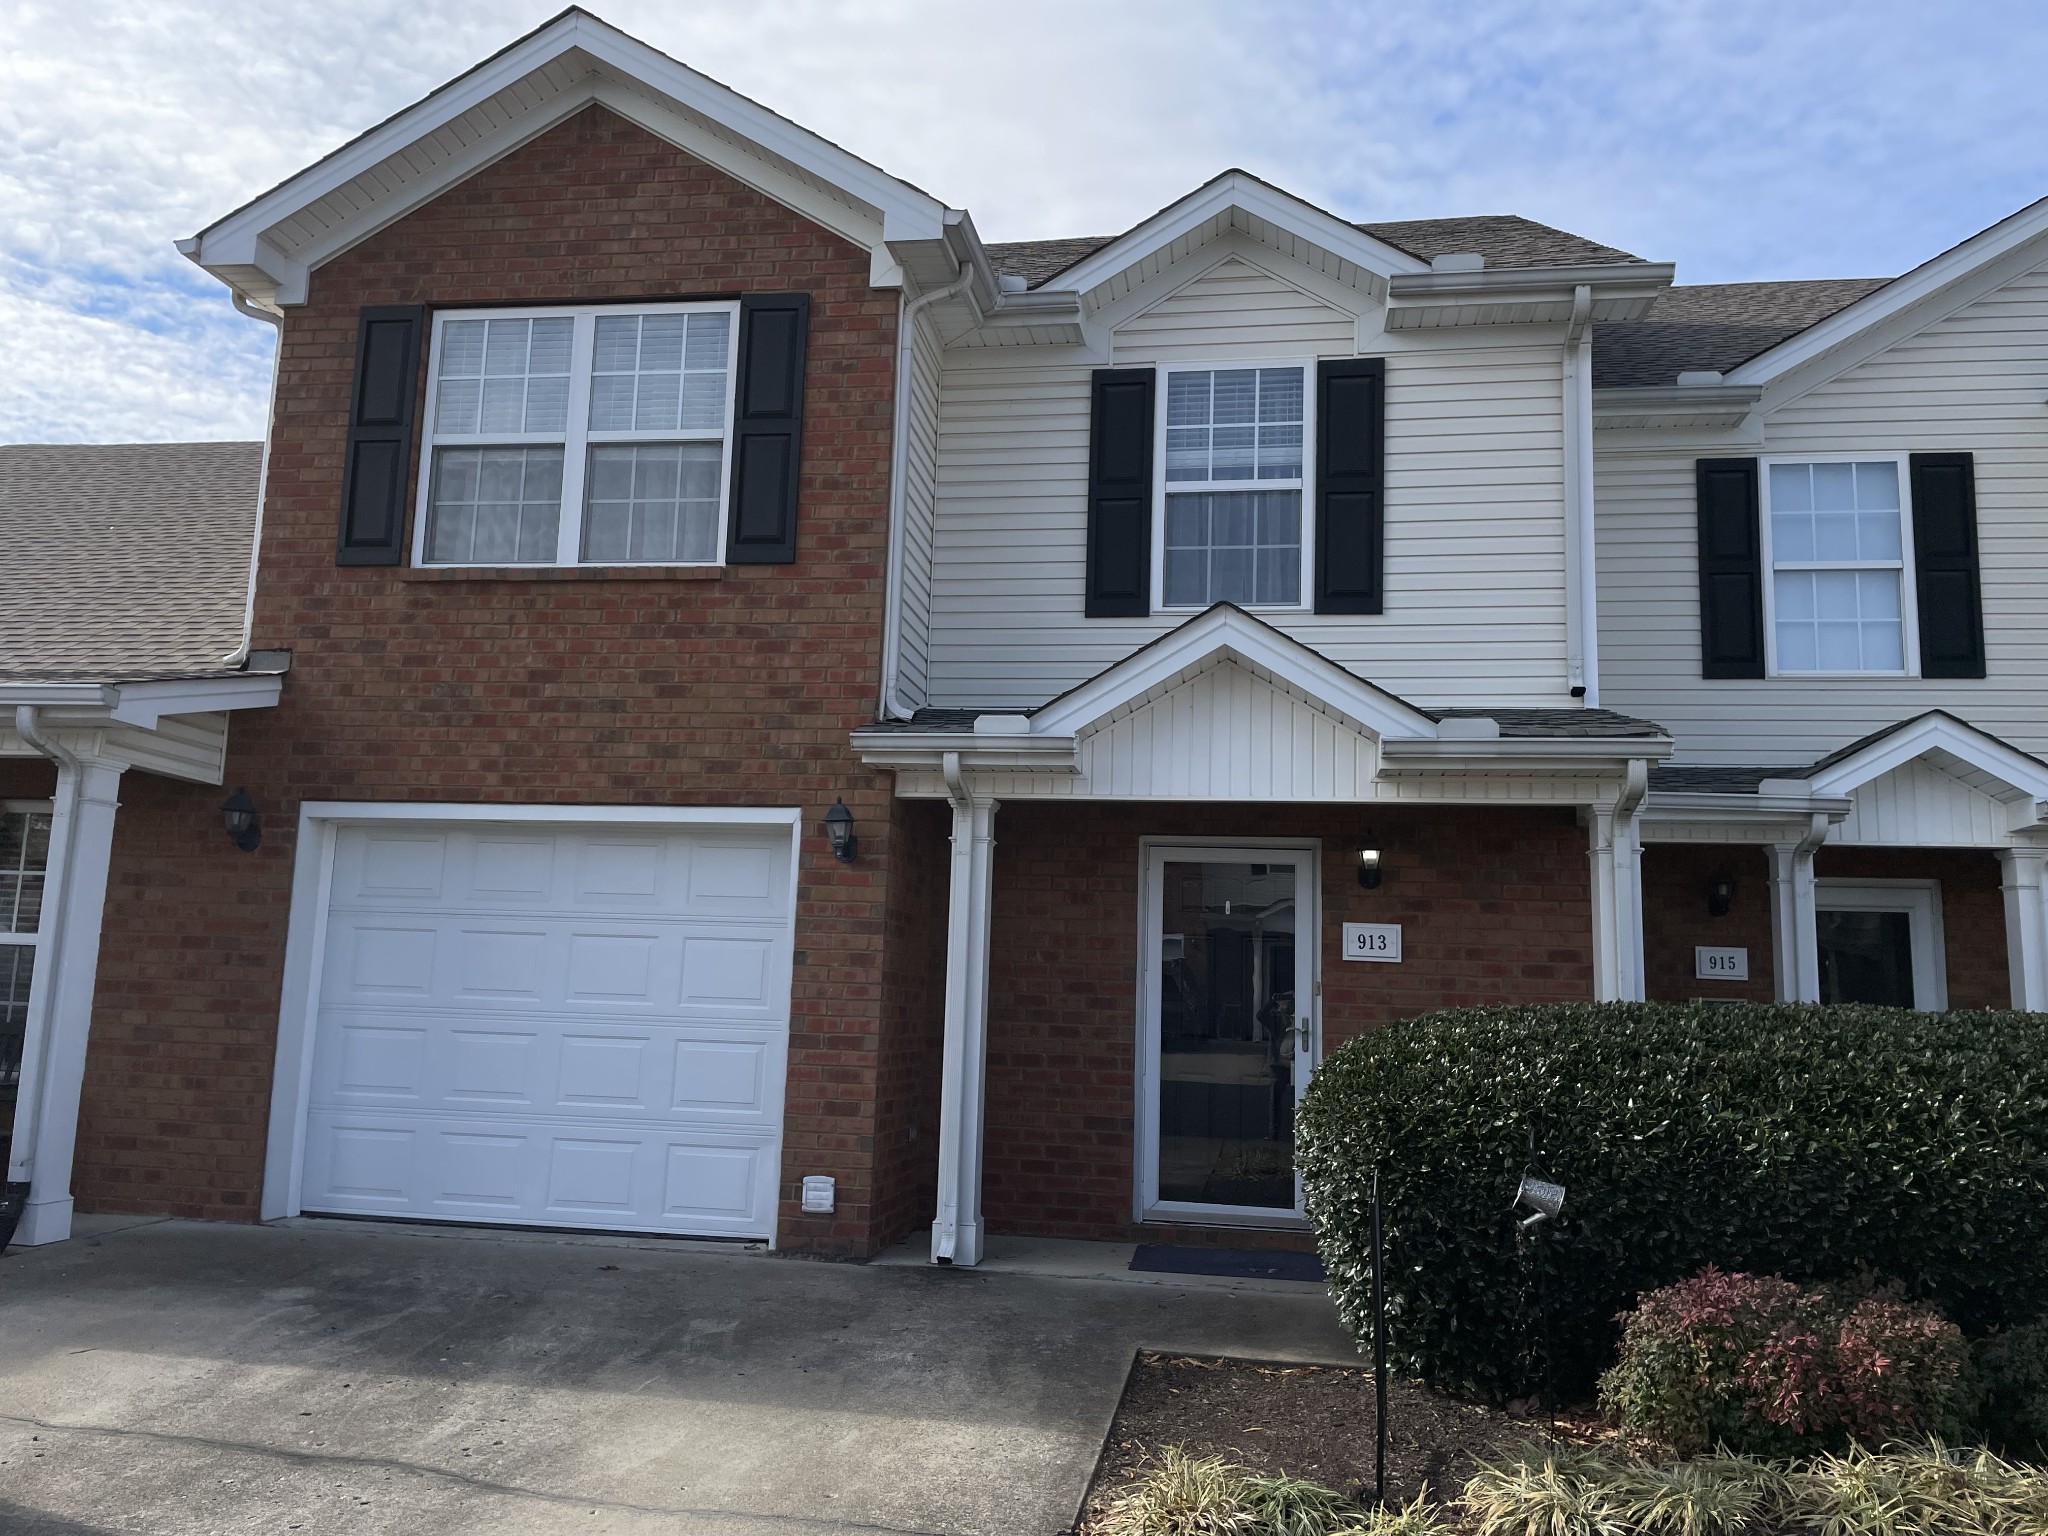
left=823, top=798, right=858, bottom=863
left=1357, top=838, right=1384, bottom=889
left=221, top=788, right=262, bottom=853
left=1707, top=869, right=1736, bottom=917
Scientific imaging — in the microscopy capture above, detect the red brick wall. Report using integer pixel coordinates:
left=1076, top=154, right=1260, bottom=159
left=1816, top=846, right=2010, bottom=1010
left=871, top=797, right=949, bottom=1246
left=0, top=762, right=56, bottom=798
left=71, top=105, right=926, bottom=1254
left=979, top=802, right=1595, bottom=1242
left=1643, top=844, right=1777, bottom=1003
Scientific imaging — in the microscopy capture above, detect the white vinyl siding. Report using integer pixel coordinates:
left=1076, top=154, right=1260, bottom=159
left=924, top=258, right=1573, bottom=709
left=1597, top=263, right=2048, bottom=763
left=893, top=307, right=945, bottom=708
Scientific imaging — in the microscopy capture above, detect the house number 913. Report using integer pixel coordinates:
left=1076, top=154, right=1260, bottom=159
left=1342, top=923, right=1402, bottom=963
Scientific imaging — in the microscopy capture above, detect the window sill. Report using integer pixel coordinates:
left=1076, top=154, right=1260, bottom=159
left=397, top=565, right=726, bottom=583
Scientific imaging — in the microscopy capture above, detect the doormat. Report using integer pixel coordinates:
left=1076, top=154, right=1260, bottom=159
left=1129, top=1244, right=1326, bottom=1283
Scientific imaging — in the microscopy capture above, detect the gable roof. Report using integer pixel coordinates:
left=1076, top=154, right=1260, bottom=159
left=182, top=7, right=956, bottom=307
left=1649, top=711, right=2048, bottom=807
left=1594, top=278, right=1892, bottom=387
left=990, top=213, right=1644, bottom=291
left=0, top=443, right=262, bottom=683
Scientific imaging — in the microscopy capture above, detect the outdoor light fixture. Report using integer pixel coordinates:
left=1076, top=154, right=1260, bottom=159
left=823, top=798, right=858, bottom=863
left=1511, top=1172, right=1566, bottom=1233
left=1708, top=870, right=1737, bottom=918
left=221, top=788, right=262, bottom=853
left=1357, top=841, right=1384, bottom=889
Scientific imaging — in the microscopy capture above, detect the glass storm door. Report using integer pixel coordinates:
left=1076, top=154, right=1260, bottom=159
left=1139, top=845, right=1318, bottom=1223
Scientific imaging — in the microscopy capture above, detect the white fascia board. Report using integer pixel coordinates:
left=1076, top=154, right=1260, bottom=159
left=186, top=11, right=948, bottom=301
left=1591, top=384, right=1763, bottom=431
left=1380, top=737, right=1674, bottom=773
left=1048, top=172, right=1431, bottom=298
left=1642, top=790, right=1855, bottom=823
left=0, top=684, right=116, bottom=709
left=1384, top=264, right=1673, bottom=329
left=1027, top=607, right=1438, bottom=742
left=1728, top=196, right=2048, bottom=388
left=105, top=675, right=285, bottom=730
left=297, top=801, right=805, bottom=827
left=848, top=730, right=1080, bottom=775
left=1801, top=715, right=2048, bottom=802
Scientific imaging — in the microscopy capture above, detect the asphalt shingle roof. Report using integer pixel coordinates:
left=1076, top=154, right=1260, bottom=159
left=987, top=214, right=1644, bottom=291
left=1593, top=278, right=1892, bottom=388
left=0, top=442, right=262, bottom=683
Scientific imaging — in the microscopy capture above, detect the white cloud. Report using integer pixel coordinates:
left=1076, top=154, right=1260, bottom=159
left=4, top=0, right=2048, bottom=441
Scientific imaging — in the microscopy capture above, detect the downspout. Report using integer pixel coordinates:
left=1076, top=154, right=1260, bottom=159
left=878, top=265, right=977, bottom=721
left=1561, top=283, right=1600, bottom=706
left=8, top=707, right=80, bottom=1185
left=222, top=290, right=284, bottom=667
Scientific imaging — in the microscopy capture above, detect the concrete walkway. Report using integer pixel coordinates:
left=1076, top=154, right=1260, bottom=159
left=0, top=1216, right=1355, bottom=1536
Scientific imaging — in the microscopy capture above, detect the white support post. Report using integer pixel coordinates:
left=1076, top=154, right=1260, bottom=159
left=1587, top=761, right=1647, bottom=1001
left=931, top=753, right=997, bottom=1266
left=1997, top=847, right=2048, bottom=1010
left=1767, top=816, right=1828, bottom=1003
left=8, top=753, right=125, bottom=1245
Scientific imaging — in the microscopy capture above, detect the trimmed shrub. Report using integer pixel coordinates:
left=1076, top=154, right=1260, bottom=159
left=1974, top=1318, right=2048, bottom=1459
left=1294, top=1003, right=2048, bottom=1399
left=1598, top=1268, right=1973, bottom=1456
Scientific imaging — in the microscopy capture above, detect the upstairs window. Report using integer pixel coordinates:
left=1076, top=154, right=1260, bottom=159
left=414, top=303, right=740, bottom=568
left=1763, top=457, right=1915, bottom=674
left=1159, top=364, right=1311, bottom=608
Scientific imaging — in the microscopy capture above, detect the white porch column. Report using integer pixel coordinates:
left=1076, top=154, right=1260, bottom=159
left=8, top=749, right=125, bottom=1245
left=1767, top=815, right=1827, bottom=1003
left=931, top=753, right=998, bottom=1266
left=1997, top=847, right=2048, bottom=1010
left=1588, top=762, right=1647, bottom=1001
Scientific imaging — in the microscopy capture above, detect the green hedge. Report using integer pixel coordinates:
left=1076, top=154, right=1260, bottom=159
left=1294, top=1002, right=2048, bottom=1400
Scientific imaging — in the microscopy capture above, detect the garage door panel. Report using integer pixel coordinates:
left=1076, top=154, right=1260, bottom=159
left=303, top=820, right=793, bottom=1240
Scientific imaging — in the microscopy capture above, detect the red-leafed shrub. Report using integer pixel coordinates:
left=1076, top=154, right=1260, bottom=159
left=1599, top=1267, right=1974, bottom=1456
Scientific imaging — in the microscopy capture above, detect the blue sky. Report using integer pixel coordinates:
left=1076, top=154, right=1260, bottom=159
left=5, top=0, right=2047, bottom=443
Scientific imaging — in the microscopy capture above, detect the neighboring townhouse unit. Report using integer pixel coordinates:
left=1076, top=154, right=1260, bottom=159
left=2, top=10, right=2042, bottom=1263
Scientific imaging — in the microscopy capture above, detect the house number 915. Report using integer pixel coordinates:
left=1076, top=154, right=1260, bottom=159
left=1342, top=923, right=1402, bottom=963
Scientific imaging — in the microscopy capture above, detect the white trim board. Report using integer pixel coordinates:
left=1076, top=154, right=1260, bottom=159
left=260, top=800, right=805, bottom=1232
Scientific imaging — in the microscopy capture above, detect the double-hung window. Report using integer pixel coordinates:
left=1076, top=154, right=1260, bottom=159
left=1160, top=364, right=1312, bottom=608
left=1763, top=457, right=1917, bottom=675
left=0, top=803, right=51, bottom=1102
left=415, top=302, right=741, bottom=568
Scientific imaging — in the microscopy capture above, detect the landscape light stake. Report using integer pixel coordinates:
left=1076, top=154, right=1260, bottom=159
left=1372, top=1165, right=1387, bottom=1508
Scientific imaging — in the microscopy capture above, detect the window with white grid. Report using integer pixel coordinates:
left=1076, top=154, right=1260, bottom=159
left=1160, top=365, right=1310, bottom=608
left=1764, top=459, right=1915, bottom=675
left=415, top=303, right=739, bottom=568
left=0, top=804, right=51, bottom=1096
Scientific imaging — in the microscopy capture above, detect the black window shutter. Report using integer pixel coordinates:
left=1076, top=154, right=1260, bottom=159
left=337, top=305, right=425, bottom=566
left=1696, top=457, right=1765, bottom=678
left=1315, top=358, right=1386, bottom=615
left=725, top=293, right=810, bottom=564
left=1910, top=452, right=1986, bottom=679
left=1085, top=368, right=1155, bottom=617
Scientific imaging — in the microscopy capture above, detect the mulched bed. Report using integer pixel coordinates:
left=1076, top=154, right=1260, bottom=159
left=1077, top=1351, right=1612, bottom=1530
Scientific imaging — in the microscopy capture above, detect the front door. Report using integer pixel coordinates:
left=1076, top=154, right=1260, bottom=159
left=1138, top=843, right=1318, bottom=1224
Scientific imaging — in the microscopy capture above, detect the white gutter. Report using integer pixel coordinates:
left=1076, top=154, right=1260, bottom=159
left=8, top=708, right=79, bottom=1186
left=878, top=264, right=976, bottom=721
left=1560, top=283, right=1600, bottom=705
left=221, top=288, right=284, bottom=666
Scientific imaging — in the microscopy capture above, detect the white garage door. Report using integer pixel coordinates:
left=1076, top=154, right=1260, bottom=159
left=299, top=820, right=794, bottom=1238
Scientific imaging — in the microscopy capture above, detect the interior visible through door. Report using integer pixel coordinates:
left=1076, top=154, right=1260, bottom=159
left=1156, top=859, right=1299, bottom=1210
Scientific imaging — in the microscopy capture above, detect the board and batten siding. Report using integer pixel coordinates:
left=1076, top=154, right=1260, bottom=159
left=923, top=256, right=1576, bottom=709
left=891, top=307, right=945, bottom=707
left=1596, top=264, right=2048, bottom=765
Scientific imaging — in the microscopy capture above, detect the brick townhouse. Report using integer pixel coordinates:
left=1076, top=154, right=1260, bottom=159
left=5, top=9, right=2046, bottom=1262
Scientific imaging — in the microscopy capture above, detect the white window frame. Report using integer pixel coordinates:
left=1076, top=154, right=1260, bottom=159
left=410, top=300, right=744, bottom=570
left=1152, top=358, right=1318, bottom=613
left=1758, top=452, right=1921, bottom=678
left=1, top=799, right=54, bottom=1093
left=1814, top=878, right=1947, bottom=1011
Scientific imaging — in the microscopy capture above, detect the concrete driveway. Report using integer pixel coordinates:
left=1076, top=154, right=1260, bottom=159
left=0, top=1216, right=1355, bottom=1536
